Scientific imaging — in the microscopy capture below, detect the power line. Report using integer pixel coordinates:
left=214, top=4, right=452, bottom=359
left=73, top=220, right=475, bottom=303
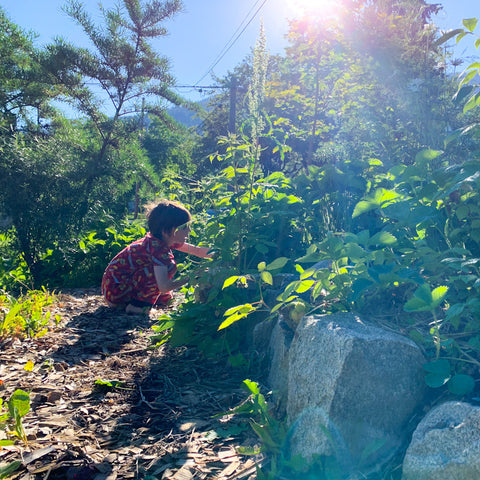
left=175, top=85, right=226, bottom=89
left=173, top=84, right=228, bottom=97
left=194, top=0, right=269, bottom=86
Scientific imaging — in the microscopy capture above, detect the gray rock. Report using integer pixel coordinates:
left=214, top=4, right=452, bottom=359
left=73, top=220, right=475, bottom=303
left=285, top=313, right=426, bottom=473
left=402, top=401, right=480, bottom=480
left=252, top=316, right=294, bottom=412
left=267, top=317, right=294, bottom=411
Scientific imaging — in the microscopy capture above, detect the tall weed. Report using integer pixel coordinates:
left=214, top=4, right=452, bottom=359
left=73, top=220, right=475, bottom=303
left=0, top=289, right=59, bottom=340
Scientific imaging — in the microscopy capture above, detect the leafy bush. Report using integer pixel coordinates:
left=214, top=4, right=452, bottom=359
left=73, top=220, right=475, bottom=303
left=39, top=217, right=147, bottom=288
left=231, top=148, right=480, bottom=395
left=150, top=122, right=391, bottom=360
left=166, top=138, right=480, bottom=400
left=0, top=289, right=59, bottom=340
left=0, top=230, right=31, bottom=291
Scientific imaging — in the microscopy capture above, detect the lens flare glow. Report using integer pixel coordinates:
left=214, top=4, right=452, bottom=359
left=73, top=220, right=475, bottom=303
left=285, top=0, right=341, bottom=19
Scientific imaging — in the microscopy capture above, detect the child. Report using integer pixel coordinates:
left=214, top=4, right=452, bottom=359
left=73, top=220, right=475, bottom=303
left=102, top=199, right=212, bottom=314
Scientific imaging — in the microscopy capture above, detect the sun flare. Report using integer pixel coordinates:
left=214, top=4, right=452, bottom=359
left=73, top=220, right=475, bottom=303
left=285, top=0, right=341, bottom=19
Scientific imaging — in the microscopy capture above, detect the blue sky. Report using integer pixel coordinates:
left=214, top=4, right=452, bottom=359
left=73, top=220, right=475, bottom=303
left=0, top=0, right=477, bottom=102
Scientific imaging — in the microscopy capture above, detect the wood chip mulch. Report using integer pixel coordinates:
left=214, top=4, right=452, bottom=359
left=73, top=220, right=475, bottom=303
left=0, top=289, right=262, bottom=479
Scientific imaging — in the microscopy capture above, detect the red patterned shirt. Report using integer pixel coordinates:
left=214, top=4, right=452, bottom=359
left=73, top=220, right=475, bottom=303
left=101, top=232, right=177, bottom=306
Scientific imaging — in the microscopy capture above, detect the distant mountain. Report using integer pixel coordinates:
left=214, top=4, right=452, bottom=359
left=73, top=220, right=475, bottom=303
left=168, top=99, right=210, bottom=128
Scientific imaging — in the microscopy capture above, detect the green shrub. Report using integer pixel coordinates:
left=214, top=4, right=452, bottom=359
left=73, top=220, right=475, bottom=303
left=39, top=218, right=147, bottom=288
left=0, top=230, right=31, bottom=292
left=0, top=289, right=59, bottom=340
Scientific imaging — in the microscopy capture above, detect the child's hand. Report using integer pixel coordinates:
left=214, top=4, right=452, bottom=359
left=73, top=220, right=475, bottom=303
left=205, top=248, right=218, bottom=259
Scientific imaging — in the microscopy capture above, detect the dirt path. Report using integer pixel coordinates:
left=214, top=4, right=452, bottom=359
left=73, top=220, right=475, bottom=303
left=0, top=290, right=259, bottom=479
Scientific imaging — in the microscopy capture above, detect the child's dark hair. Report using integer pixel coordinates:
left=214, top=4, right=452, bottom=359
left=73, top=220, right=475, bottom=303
left=145, top=200, right=191, bottom=238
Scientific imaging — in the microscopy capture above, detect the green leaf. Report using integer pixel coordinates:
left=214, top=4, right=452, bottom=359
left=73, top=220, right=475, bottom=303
left=459, top=69, right=478, bottom=88
left=375, top=188, right=401, bottom=204
left=415, top=149, right=444, bottom=163
left=299, top=269, right=314, bottom=280
left=423, top=359, right=451, bottom=388
left=243, top=379, right=260, bottom=395
left=352, top=200, right=376, bottom=218
left=151, top=317, right=175, bottom=333
left=312, top=282, right=327, bottom=300
left=453, top=85, right=474, bottom=104
left=295, top=280, right=315, bottom=293
left=224, top=304, right=254, bottom=316
left=351, top=278, right=374, bottom=300
left=463, top=18, right=478, bottom=32
left=0, top=461, right=21, bottom=479
left=352, top=189, right=400, bottom=218
left=228, top=353, right=248, bottom=367
left=8, top=390, right=30, bottom=418
left=236, top=446, right=262, bottom=455
left=369, top=231, right=397, bottom=246
left=295, top=252, right=325, bottom=263
left=425, top=372, right=450, bottom=388
left=463, top=93, right=480, bottom=113
left=423, top=358, right=451, bottom=375
left=431, top=286, right=448, bottom=309
left=344, top=243, right=366, bottom=260
left=409, top=329, right=427, bottom=344
left=222, top=276, right=239, bottom=289
left=257, top=262, right=266, bottom=272
left=219, top=304, right=256, bottom=330
left=0, top=440, right=15, bottom=448
left=468, top=336, right=480, bottom=352
left=281, top=281, right=300, bottom=299
left=95, top=379, right=124, bottom=388
left=266, top=257, right=289, bottom=270
left=433, top=28, right=465, bottom=46
left=218, top=312, right=245, bottom=330
left=13, top=407, right=26, bottom=442
left=404, top=297, right=430, bottom=312
left=223, top=166, right=235, bottom=178
left=249, top=420, right=279, bottom=449
left=446, top=303, right=464, bottom=329
left=260, top=271, right=273, bottom=285
left=404, top=284, right=444, bottom=312
left=456, top=31, right=468, bottom=43
left=270, top=302, right=284, bottom=314
left=448, top=374, right=475, bottom=395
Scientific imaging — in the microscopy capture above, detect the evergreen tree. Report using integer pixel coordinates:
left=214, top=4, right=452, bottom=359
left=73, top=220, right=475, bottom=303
left=0, top=1, right=188, bottom=285
left=39, top=0, right=186, bottom=218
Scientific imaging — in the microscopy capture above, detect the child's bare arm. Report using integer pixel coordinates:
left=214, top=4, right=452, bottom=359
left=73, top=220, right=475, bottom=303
left=175, top=242, right=213, bottom=259
left=154, top=265, right=189, bottom=293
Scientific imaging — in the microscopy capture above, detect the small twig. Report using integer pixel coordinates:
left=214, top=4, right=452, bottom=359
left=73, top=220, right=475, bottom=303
left=138, top=385, right=160, bottom=410
left=116, top=347, right=148, bottom=355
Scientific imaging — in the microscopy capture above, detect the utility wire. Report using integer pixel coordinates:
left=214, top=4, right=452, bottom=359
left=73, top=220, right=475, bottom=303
left=175, top=85, right=227, bottom=89
left=194, top=0, right=269, bottom=86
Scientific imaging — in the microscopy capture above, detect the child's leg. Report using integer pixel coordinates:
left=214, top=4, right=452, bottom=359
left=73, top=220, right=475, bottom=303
left=125, top=304, right=149, bottom=314
left=105, top=300, right=127, bottom=310
left=125, top=298, right=154, bottom=315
